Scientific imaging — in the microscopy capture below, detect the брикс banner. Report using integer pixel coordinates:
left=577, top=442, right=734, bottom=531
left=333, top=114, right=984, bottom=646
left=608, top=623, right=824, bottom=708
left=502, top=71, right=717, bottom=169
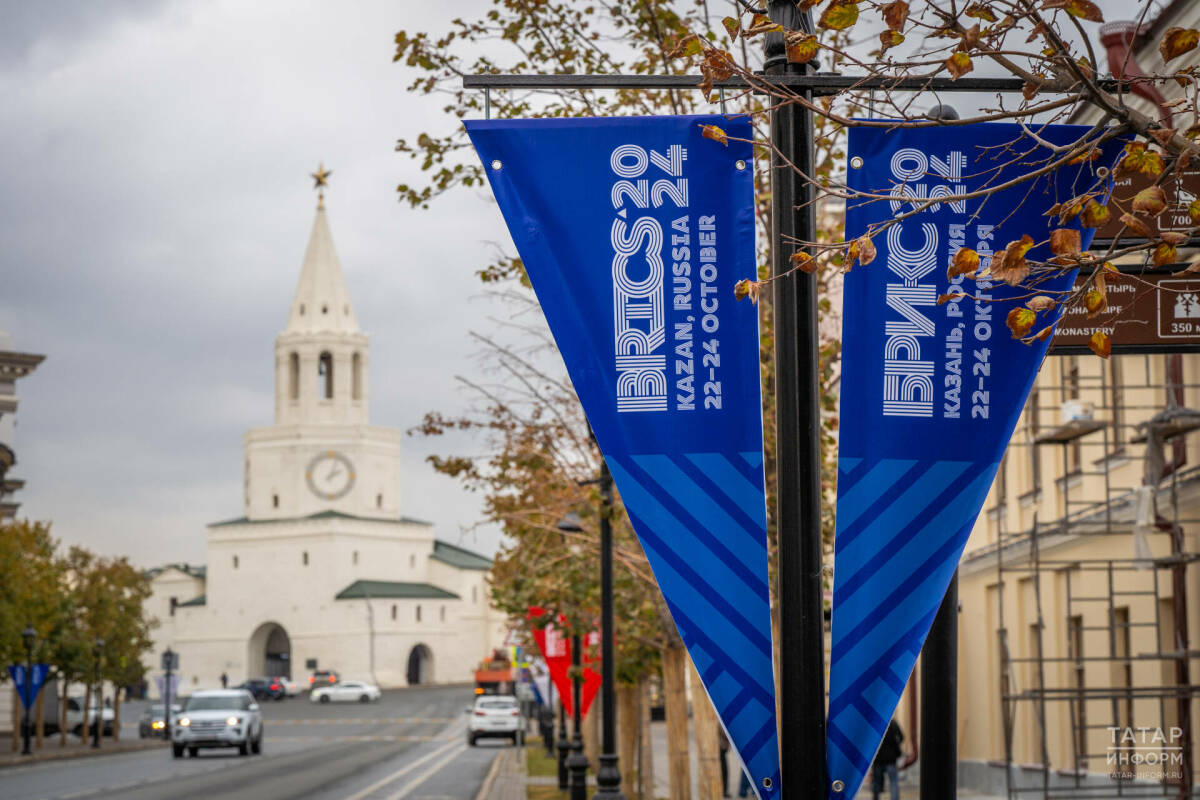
left=827, top=122, right=1123, bottom=799
left=466, top=115, right=779, bottom=799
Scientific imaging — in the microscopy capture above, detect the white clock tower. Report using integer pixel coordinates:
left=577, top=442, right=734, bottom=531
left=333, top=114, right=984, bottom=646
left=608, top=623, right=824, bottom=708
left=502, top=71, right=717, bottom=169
left=143, top=168, right=504, bottom=690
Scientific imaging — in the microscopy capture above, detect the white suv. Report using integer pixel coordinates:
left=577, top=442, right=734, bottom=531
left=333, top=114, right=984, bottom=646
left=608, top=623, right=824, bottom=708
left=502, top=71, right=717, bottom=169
left=173, top=689, right=263, bottom=758
left=467, top=694, right=526, bottom=746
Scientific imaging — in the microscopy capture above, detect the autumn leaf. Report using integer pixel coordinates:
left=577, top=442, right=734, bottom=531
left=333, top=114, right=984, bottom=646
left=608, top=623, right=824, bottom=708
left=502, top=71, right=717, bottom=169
left=1189, top=198, right=1200, bottom=223
left=947, top=247, right=980, bottom=279
left=787, top=33, right=820, bottom=64
left=734, top=279, right=761, bottom=304
left=1084, top=289, right=1106, bottom=317
left=847, top=235, right=876, bottom=268
left=937, top=292, right=964, bottom=305
left=1154, top=242, right=1178, bottom=267
left=790, top=251, right=816, bottom=273
left=1133, top=185, right=1168, bottom=216
left=1034, top=322, right=1058, bottom=342
left=879, top=30, right=905, bottom=52
left=722, top=16, right=741, bottom=40
left=1007, top=307, right=1037, bottom=339
left=947, top=51, right=973, bottom=79
left=1160, top=27, right=1200, bottom=62
left=959, top=23, right=981, bottom=51
left=1027, top=295, right=1057, bottom=312
left=1161, top=231, right=1190, bottom=246
left=882, top=0, right=909, bottom=31
left=1082, top=200, right=1110, bottom=228
left=1023, top=78, right=1043, bottom=101
left=701, top=124, right=728, bottom=146
left=1042, top=0, right=1103, bottom=23
left=1067, top=148, right=1101, bottom=165
left=992, top=235, right=1034, bottom=287
left=1119, top=212, right=1153, bottom=238
left=819, top=1, right=859, bottom=31
left=1050, top=228, right=1082, bottom=257
left=669, top=34, right=704, bottom=59
left=964, top=3, right=998, bottom=22
left=1150, top=128, right=1178, bottom=148
left=1088, top=330, right=1111, bottom=358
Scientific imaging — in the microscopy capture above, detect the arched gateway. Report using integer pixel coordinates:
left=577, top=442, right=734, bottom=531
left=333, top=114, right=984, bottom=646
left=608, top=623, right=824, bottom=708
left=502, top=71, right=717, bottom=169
left=248, top=622, right=291, bottom=678
left=407, top=644, right=433, bottom=685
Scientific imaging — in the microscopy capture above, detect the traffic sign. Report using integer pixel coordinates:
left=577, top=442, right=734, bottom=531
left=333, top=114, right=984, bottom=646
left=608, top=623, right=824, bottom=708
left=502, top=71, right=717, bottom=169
left=7, top=663, right=50, bottom=710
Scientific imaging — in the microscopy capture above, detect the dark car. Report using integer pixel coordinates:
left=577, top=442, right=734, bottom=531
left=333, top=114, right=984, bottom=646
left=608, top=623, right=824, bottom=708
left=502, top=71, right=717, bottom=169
left=235, top=678, right=285, bottom=701
left=307, top=669, right=339, bottom=689
left=138, top=703, right=181, bottom=738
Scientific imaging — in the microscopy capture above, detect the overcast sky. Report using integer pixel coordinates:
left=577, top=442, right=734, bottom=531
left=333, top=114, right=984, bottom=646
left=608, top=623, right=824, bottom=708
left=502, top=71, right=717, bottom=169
left=0, top=0, right=1157, bottom=568
left=0, top=0, right=513, bottom=566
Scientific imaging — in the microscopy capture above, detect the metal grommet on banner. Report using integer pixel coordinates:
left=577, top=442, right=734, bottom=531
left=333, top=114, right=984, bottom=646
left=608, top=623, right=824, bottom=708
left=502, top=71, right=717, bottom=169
left=490, top=159, right=502, bottom=171
left=831, top=779, right=845, bottom=793
left=735, top=159, right=747, bottom=171
left=761, top=777, right=773, bottom=790
left=850, top=156, right=864, bottom=169
left=1097, top=165, right=1110, bottom=179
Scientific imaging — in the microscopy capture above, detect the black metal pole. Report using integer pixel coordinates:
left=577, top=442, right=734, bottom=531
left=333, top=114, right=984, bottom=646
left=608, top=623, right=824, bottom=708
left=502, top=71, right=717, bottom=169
left=164, top=648, right=174, bottom=741
left=92, top=642, right=102, bottom=749
left=920, top=573, right=958, bottom=799
left=558, top=687, right=571, bottom=789
left=21, top=634, right=32, bottom=756
left=568, top=632, right=590, bottom=800
left=918, top=103, right=959, bottom=800
left=765, top=2, right=826, bottom=797
left=594, top=461, right=624, bottom=800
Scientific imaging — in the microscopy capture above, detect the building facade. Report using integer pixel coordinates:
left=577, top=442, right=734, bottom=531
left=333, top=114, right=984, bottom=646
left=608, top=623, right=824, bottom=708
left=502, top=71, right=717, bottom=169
left=0, top=327, right=45, bottom=520
left=145, top=190, right=505, bottom=694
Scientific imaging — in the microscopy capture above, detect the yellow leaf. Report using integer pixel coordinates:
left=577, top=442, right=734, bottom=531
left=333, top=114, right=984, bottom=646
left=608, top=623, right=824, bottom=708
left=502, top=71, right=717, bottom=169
left=733, top=279, right=761, bottom=304
left=701, top=124, right=728, bottom=146
left=1189, top=198, right=1200, bottom=223
left=1160, top=27, right=1200, bottom=62
left=722, top=16, right=741, bottom=41
left=787, top=33, right=820, bottom=64
left=882, top=0, right=909, bottom=31
left=947, top=247, right=980, bottom=279
left=1042, top=0, right=1103, bottom=23
left=964, top=3, right=998, bottom=22
left=1007, top=307, right=1037, bottom=339
left=1082, top=200, right=1110, bottom=228
left=947, top=51, right=973, bottom=79
left=1084, top=289, right=1106, bottom=317
left=790, top=251, right=817, bottom=273
left=1133, top=186, right=1167, bottom=216
left=1154, top=242, right=1178, bottom=267
left=848, top=235, right=876, bottom=267
left=819, top=1, right=859, bottom=31
left=878, top=30, right=905, bottom=52
left=1088, top=330, right=1111, bottom=358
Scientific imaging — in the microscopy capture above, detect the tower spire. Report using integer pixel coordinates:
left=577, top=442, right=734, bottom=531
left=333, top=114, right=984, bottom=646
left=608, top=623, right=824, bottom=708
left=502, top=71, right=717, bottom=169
left=283, top=168, right=359, bottom=335
left=311, top=162, right=332, bottom=210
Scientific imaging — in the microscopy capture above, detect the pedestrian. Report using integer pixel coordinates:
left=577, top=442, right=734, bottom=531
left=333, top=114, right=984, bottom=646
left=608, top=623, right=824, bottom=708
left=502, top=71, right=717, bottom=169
left=718, top=728, right=730, bottom=797
left=538, top=703, right=555, bottom=756
left=871, top=718, right=905, bottom=800
left=220, top=672, right=228, bottom=689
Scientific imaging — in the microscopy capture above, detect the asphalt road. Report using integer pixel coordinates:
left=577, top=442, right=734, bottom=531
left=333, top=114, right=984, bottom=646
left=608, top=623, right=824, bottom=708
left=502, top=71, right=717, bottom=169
left=0, top=685, right=509, bottom=800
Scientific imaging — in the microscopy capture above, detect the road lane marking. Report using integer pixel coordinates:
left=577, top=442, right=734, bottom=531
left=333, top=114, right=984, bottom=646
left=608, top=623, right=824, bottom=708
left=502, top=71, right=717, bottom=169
left=339, top=736, right=464, bottom=800
left=382, top=743, right=467, bottom=800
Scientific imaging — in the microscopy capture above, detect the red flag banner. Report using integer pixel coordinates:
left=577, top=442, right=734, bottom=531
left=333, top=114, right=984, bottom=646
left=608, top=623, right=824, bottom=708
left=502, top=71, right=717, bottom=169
left=528, top=607, right=601, bottom=717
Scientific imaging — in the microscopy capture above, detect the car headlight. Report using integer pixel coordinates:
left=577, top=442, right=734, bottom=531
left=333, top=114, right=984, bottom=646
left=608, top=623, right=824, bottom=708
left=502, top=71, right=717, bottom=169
left=178, top=718, right=190, bottom=727
left=226, top=716, right=241, bottom=726
left=152, top=721, right=164, bottom=729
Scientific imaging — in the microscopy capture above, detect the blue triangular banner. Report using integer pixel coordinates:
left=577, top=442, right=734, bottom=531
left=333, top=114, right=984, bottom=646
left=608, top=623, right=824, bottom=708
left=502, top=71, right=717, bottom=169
left=828, top=122, right=1124, bottom=799
left=466, top=115, right=779, bottom=799
left=8, top=663, right=50, bottom=710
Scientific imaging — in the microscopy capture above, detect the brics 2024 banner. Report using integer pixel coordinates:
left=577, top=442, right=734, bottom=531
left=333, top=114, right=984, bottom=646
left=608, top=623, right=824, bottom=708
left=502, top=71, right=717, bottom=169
left=467, top=116, right=780, bottom=799
left=828, top=123, right=1123, bottom=799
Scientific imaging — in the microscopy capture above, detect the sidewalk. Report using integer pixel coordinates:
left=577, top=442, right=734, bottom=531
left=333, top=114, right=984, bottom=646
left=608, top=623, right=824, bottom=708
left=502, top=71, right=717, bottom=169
left=0, top=734, right=164, bottom=768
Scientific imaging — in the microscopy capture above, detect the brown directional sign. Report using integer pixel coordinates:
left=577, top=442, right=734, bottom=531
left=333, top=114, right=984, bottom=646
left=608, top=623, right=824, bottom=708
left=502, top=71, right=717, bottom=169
left=1093, top=165, right=1200, bottom=244
left=1050, top=269, right=1200, bottom=354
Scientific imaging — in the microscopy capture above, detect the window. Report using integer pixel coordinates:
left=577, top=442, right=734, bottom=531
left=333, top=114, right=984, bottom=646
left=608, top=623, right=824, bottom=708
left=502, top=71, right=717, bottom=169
left=233, top=555, right=239, bottom=569
left=353, top=551, right=358, bottom=565
left=170, top=597, right=177, bottom=617
left=472, top=586, right=478, bottom=604
left=1026, top=389, right=1041, bottom=493
left=1110, top=356, right=1124, bottom=448
left=996, top=456, right=1007, bottom=507
left=302, top=551, right=309, bottom=566
left=272, top=493, right=279, bottom=509
left=299, top=303, right=306, bottom=315
left=409, top=554, right=416, bottom=568
left=416, top=605, right=422, bottom=622
left=318, top=352, right=333, bottom=399
left=1068, top=615, right=1087, bottom=769
left=391, top=604, right=397, bottom=621
left=440, top=606, right=446, bottom=622
left=376, top=493, right=382, bottom=509
left=289, top=353, right=300, bottom=400
left=352, top=353, right=362, bottom=400
left=1063, top=358, right=1082, bottom=471
left=1113, top=607, right=1132, bottom=731
left=321, top=304, right=328, bottom=314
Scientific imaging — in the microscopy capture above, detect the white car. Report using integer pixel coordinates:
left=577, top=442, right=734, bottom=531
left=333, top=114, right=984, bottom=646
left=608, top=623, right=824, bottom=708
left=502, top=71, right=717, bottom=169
left=467, top=694, right=526, bottom=746
left=172, top=689, right=263, bottom=757
left=65, top=697, right=114, bottom=737
left=310, top=680, right=381, bottom=704
left=273, top=676, right=302, bottom=697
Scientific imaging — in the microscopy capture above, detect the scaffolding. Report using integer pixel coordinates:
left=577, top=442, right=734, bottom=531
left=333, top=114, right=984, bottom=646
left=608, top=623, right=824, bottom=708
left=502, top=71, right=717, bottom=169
left=990, top=353, right=1200, bottom=799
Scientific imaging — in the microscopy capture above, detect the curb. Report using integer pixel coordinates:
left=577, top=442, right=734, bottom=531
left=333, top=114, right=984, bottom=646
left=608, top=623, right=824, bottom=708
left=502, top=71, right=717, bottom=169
left=0, top=739, right=166, bottom=769
left=475, top=747, right=508, bottom=800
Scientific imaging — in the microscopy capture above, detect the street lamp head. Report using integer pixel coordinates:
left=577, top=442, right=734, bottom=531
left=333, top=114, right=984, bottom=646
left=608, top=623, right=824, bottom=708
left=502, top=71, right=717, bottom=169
left=94, top=637, right=105, bottom=653
left=21, top=625, right=35, bottom=652
left=556, top=511, right=584, bottom=532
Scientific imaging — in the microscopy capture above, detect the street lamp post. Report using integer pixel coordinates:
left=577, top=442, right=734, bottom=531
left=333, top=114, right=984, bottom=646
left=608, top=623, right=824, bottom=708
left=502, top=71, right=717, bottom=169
left=557, top=686, right=570, bottom=789
left=593, top=461, right=624, bottom=800
left=164, top=647, right=175, bottom=740
left=91, top=638, right=104, bottom=749
left=20, top=625, right=35, bottom=756
left=567, top=632, right=589, bottom=800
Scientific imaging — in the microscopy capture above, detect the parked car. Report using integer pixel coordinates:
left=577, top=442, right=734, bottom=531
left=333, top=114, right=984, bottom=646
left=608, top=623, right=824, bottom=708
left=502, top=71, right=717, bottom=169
left=172, top=689, right=263, bottom=757
left=467, top=694, right=526, bottom=746
left=138, top=703, right=182, bottom=738
left=273, top=676, right=301, bottom=697
left=235, top=677, right=285, bottom=701
left=65, top=696, right=114, bottom=737
left=310, top=680, right=381, bottom=704
left=308, top=669, right=339, bottom=689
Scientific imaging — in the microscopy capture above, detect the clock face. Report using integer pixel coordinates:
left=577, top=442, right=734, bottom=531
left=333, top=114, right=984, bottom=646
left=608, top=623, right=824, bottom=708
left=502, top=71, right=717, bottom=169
left=306, top=451, right=355, bottom=500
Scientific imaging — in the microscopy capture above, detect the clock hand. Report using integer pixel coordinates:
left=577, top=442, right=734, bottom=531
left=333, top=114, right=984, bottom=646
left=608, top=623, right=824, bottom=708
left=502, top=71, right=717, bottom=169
left=326, top=465, right=341, bottom=481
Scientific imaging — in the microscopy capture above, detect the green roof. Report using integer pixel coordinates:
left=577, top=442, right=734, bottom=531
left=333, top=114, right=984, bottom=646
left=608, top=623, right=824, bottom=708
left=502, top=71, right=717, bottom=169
left=177, top=594, right=206, bottom=607
left=209, top=510, right=433, bottom=528
left=432, top=540, right=492, bottom=571
left=335, top=580, right=460, bottom=601
left=145, top=563, right=207, bottom=580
